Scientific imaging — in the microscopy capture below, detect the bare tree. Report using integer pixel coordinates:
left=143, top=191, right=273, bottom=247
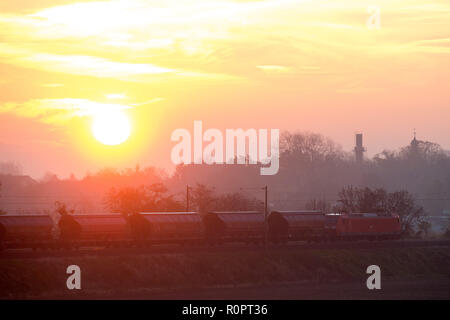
left=385, top=191, right=426, bottom=234
left=338, top=186, right=426, bottom=234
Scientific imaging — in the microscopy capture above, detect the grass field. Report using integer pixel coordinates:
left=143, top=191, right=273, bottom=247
left=1, top=246, right=449, bottom=299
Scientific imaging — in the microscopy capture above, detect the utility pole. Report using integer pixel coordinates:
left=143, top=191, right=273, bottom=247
left=239, top=186, right=269, bottom=247
left=186, top=185, right=190, bottom=212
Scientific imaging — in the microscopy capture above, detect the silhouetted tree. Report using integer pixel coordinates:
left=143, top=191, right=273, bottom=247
left=189, top=184, right=264, bottom=212
left=105, top=183, right=184, bottom=215
left=280, top=131, right=347, bottom=165
left=215, top=192, right=264, bottom=211
left=305, top=198, right=332, bottom=213
left=54, top=201, right=74, bottom=216
left=417, top=221, right=431, bottom=237
left=190, top=184, right=217, bottom=213
left=338, top=186, right=426, bottom=234
left=385, top=190, right=426, bottom=234
left=337, top=186, right=359, bottom=213
left=106, top=186, right=147, bottom=215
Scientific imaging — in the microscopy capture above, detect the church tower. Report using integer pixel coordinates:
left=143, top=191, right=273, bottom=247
left=410, top=129, right=420, bottom=159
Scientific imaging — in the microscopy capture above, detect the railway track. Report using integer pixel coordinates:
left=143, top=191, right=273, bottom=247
left=1, top=239, right=449, bottom=259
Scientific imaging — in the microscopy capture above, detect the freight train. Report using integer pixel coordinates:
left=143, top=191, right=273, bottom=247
left=0, top=210, right=402, bottom=250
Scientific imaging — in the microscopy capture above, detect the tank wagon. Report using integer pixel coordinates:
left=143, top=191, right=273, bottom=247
left=205, top=211, right=265, bottom=244
left=58, top=213, right=130, bottom=247
left=0, top=214, right=54, bottom=250
left=129, top=212, right=204, bottom=244
left=268, top=210, right=324, bottom=243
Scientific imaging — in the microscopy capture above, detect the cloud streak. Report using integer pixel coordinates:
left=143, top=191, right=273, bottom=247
left=0, top=99, right=133, bottom=124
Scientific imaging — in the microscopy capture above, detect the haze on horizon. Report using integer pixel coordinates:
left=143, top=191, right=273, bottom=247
left=0, top=0, right=449, bottom=179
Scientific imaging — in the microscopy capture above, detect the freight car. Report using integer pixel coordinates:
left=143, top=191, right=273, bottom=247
left=129, top=212, right=205, bottom=244
left=0, top=214, right=54, bottom=250
left=58, top=213, right=131, bottom=247
left=268, top=210, right=324, bottom=243
left=205, top=211, right=265, bottom=244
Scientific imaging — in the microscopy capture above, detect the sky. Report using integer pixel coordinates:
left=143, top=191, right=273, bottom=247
left=0, top=0, right=449, bottom=178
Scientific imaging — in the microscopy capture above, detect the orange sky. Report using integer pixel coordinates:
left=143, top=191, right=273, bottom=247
left=0, top=0, right=449, bottom=178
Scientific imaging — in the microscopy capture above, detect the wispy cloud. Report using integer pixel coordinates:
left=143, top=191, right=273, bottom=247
left=0, top=99, right=133, bottom=124
left=257, top=65, right=291, bottom=73
left=0, top=0, right=449, bottom=103
left=22, top=53, right=174, bottom=78
left=131, top=98, right=165, bottom=107
left=408, top=38, right=450, bottom=53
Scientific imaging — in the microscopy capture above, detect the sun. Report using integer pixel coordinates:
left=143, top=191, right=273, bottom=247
left=92, top=110, right=131, bottom=145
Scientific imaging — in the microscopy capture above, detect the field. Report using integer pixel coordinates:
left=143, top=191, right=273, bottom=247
left=1, top=244, right=449, bottom=299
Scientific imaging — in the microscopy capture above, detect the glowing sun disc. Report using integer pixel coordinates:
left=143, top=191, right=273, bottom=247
left=92, top=110, right=130, bottom=145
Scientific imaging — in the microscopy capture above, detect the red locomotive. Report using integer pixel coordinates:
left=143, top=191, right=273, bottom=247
left=335, top=213, right=402, bottom=240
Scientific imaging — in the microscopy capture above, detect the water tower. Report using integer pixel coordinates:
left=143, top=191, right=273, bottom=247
left=354, top=133, right=365, bottom=163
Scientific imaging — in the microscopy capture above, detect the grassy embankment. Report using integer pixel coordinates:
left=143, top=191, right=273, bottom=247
left=1, top=246, right=449, bottom=298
